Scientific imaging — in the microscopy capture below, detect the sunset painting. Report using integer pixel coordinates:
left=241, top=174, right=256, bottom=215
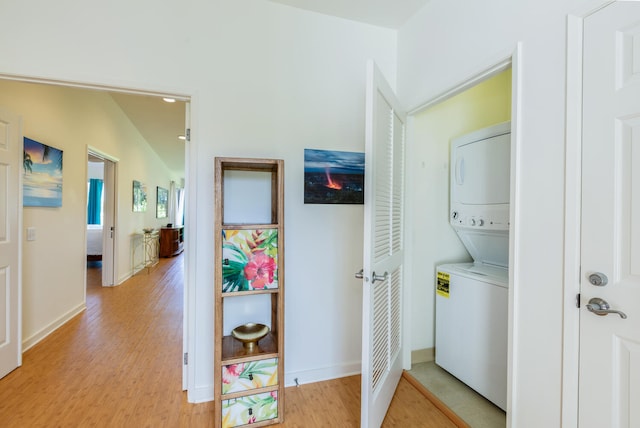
left=23, top=137, right=63, bottom=207
left=304, top=149, right=364, bottom=204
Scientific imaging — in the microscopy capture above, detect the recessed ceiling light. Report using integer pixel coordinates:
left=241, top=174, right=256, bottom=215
left=178, top=135, right=186, bottom=140
left=163, top=97, right=176, bottom=103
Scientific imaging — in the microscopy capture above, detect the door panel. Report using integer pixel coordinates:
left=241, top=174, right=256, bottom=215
left=580, top=3, right=640, bottom=427
left=361, top=61, right=406, bottom=428
left=0, top=107, right=21, bottom=379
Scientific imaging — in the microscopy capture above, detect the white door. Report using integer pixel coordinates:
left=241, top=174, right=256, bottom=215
left=361, top=61, right=406, bottom=428
left=0, top=107, right=22, bottom=379
left=580, top=3, right=640, bottom=427
left=102, top=158, right=116, bottom=286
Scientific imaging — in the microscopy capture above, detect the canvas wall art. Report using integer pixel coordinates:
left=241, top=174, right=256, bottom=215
left=23, top=137, right=63, bottom=207
left=132, top=180, right=147, bottom=212
left=304, top=148, right=364, bottom=204
left=156, top=186, right=168, bottom=218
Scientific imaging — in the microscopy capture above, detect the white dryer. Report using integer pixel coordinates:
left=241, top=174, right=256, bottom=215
left=435, top=121, right=511, bottom=411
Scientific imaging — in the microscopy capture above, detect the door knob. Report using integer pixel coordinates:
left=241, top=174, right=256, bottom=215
left=588, top=272, right=608, bottom=286
left=355, top=269, right=364, bottom=279
left=371, top=271, right=388, bottom=284
left=586, top=297, right=627, bottom=319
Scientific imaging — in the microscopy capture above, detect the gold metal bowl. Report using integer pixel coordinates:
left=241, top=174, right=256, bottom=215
left=142, top=228, right=154, bottom=234
left=231, top=323, right=270, bottom=351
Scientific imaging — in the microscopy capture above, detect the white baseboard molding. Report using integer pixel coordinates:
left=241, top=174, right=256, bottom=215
left=187, top=384, right=215, bottom=404
left=411, top=348, right=435, bottom=364
left=22, top=302, right=86, bottom=352
left=284, top=360, right=361, bottom=387
left=185, top=361, right=362, bottom=404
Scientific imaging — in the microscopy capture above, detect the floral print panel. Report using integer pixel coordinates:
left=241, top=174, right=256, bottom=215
left=222, top=358, right=278, bottom=394
left=222, top=229, right=278, bottom=292
left=222, top=391, right=278, bottom=428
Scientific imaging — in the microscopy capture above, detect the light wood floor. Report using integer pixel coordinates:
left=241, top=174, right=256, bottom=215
left=0, top=255, right=461, bottom=427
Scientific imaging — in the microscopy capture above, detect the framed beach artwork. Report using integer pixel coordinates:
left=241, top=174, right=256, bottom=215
left=303, top=148, right=365, bottom=204
left=156, top=186, right=168, bottom=218
left=23, top=137, right=63, bottom=207
left=132, top=180, right=147, bottom=212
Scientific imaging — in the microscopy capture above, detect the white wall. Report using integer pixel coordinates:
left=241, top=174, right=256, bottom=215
left=0, top=0, right=397, bottom=402
left=0, top=80, right=180, bottom=349
left=398, top=0, right=605, bottom=425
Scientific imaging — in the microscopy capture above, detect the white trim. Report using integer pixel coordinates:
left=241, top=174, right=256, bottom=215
left=22, top=303, right=86, bottom=351
left=506, top=43, right=523, bottom=428
left=562, top=14, right=585, bottom=428
left=185, top=95, right=199, bottom=401
left=0, top=72, right=191, bottom=102
left=407, top=56, right=512, bottom=116
left=285, top=360, right=362, bottom=387
left=562, top=2, right=619, bottom=426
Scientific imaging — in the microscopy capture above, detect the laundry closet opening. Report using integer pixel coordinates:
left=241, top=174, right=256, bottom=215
left=407, top=67, right=512, bottom=428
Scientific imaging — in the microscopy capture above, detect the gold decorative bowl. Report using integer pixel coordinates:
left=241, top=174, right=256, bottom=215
left=142, top=227, right=154, bottom=234
left=231, top=323, right=270, bottom=351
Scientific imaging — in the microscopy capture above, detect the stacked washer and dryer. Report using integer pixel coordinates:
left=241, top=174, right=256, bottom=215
left=435, top=121, right=511, bottom=411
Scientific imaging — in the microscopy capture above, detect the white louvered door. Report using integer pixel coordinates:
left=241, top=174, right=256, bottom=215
left=361, top=61, right=406, bottom=428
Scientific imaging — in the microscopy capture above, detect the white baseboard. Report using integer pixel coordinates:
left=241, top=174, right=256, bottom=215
left=284, top=360, right=361, bottom=387
left=22, top=302, right=86, bottom=352
left=411, top=348, right=434, bottom=364
left=186, top=361, right=362, bottom=404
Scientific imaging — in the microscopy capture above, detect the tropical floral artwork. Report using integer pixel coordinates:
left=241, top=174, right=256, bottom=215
left=222, top=229, right=278, bottom=292
left=23, top=137, right=63, bottom=207
left=222, top=358, right=278, bottom=394
left=222, top=391, right=278, bottom=428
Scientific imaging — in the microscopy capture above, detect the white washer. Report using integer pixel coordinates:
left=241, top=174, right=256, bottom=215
left=435, top=262, right=508, bottom=411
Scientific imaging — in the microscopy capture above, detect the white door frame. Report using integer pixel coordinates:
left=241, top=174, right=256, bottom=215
left=403, top=46, right=522, bottom=427
left=87, top=148, right=118, bottom=287
left=562, top=1, right=622, bottom=427
left=0, top=73, right=196, bottom=395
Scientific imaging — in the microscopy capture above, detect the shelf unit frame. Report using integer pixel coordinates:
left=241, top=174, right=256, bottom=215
left=214, top=157, right=285, bottom=428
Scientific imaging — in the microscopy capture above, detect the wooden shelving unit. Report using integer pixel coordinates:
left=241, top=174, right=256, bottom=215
left=214, top=157, right=284, bottom=428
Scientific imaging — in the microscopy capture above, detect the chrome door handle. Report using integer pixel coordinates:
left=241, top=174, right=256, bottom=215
left=586, top=297, right=627, bottom=319
left=371, top=271, right=388, bottom=284
left=355, top=269, right=364, bottom=279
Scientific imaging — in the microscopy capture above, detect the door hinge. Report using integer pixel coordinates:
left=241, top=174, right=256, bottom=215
left=186, top=128, right=191, bottom=142
left=576, top=293, right=581, bottom=308
left=183, top=352, right=188, bottom=365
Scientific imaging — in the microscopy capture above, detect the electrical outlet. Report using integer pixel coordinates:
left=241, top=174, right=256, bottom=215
left=26, top=227, right=36, bottom=241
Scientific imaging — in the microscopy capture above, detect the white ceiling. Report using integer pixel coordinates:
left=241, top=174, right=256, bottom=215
left=268, top=0, right=429, bottom=29
left=113, top=0, right=429, bottom=177
left=109, top=93, right=186, bottom=177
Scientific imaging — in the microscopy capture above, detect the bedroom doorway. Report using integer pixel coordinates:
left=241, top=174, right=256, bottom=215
left=87, top=151, right=117, bottom=286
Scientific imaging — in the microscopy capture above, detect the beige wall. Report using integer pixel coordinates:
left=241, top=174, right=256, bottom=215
left=0, top=80, right=180, bottom=349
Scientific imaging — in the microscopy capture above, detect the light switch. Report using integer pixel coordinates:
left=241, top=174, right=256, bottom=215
left=26, top=227, right=36, bottom=241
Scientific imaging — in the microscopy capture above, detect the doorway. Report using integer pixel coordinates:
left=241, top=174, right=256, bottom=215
left=86, top=152, right=117, bottom=287
left=405, top=64, right=514, bottom=427
left=0, top=76, right=190, bottom=390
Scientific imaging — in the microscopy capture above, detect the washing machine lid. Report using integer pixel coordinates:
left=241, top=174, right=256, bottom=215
left=455, top=228, right=508, bottom=268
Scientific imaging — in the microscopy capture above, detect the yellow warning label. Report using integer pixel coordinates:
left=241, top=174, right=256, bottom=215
left=436, top=271, right=450, bottom=298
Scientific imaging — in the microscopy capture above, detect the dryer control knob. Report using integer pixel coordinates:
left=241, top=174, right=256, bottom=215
left=469, top=218, right=476, bottom=226
left=478, top=219, right=485, bottom=226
